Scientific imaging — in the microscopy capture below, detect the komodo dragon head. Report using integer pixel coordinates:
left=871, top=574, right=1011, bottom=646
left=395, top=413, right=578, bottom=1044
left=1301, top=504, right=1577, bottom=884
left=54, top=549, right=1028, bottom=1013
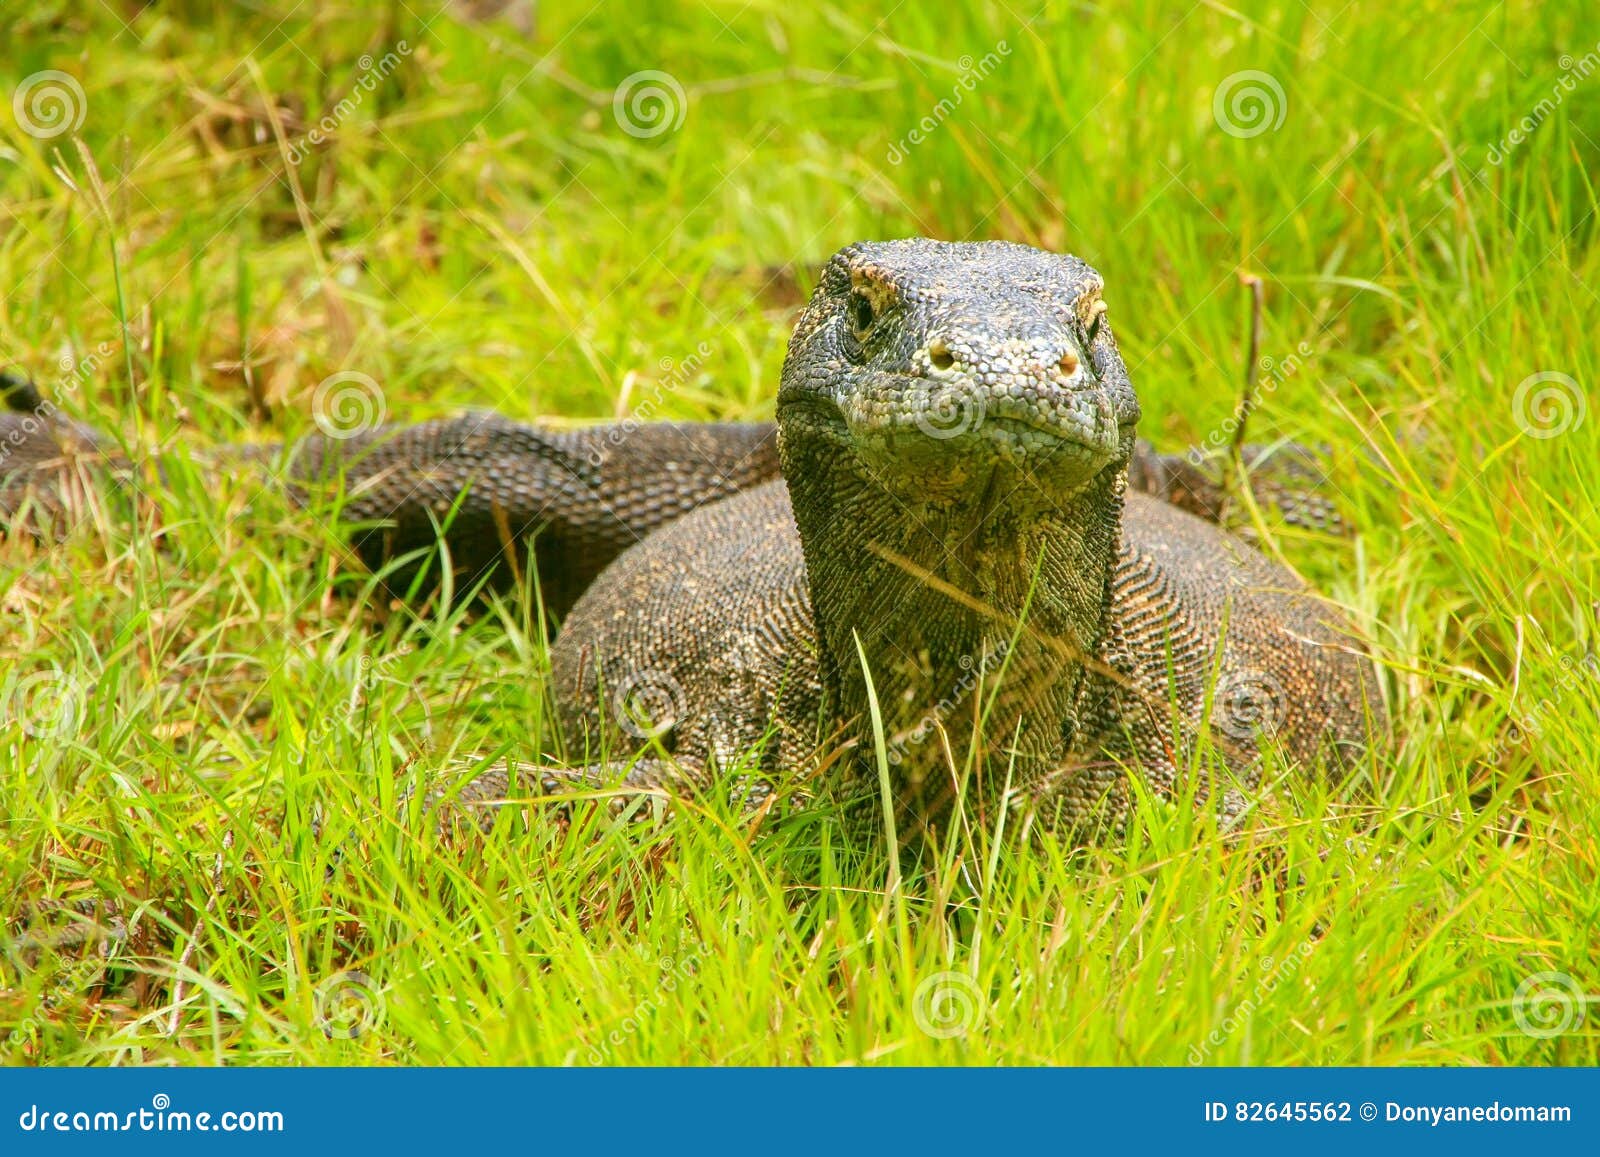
left=777, top=239, right=1140, bottom=506
left=776, top=239, right=1141, bottom=829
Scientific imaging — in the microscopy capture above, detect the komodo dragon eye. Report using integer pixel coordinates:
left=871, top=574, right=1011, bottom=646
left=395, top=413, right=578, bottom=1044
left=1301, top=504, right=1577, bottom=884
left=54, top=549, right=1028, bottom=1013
left=1079, top=292, right=1108, bottom=341
left=849, top=291, right=876, bottom=333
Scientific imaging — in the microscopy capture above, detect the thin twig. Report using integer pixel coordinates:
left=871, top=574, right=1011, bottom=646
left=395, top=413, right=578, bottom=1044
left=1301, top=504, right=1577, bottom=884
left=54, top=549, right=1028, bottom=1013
left=166, top=828, right=233, bottom=1038
left=1230, top=272, right=1266, bottom=462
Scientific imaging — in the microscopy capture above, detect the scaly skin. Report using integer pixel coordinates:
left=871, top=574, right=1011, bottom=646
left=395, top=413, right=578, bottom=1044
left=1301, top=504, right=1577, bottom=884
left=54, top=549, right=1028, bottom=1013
left=1, top=241, right=1383, bottom=844
left=281, top=416, right=780, bottom=616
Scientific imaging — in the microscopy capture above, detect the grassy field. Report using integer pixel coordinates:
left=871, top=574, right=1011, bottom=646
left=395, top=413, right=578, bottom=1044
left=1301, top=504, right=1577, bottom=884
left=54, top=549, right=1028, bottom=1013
left=2, top=0, right=1597, bottom=1065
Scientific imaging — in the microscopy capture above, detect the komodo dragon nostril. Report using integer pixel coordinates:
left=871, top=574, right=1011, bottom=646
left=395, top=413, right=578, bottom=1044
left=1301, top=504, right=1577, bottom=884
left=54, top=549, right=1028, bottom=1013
left=927, top=339, right=955, bottom=371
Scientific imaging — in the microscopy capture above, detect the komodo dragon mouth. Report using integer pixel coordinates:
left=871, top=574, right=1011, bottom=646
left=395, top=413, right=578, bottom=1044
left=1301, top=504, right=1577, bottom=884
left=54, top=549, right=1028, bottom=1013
left=835, top=367, right=1133, bottom=497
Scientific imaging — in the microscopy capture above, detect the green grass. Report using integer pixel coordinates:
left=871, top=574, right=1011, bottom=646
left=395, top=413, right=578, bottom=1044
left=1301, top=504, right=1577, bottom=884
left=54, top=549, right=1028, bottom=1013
left=3, top=0, right=1598, bottom=1065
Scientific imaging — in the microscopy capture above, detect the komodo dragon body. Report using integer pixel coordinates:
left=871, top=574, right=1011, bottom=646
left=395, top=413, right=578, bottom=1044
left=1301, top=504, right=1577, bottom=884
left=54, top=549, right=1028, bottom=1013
left=2, top=239, right=1384, bottom=842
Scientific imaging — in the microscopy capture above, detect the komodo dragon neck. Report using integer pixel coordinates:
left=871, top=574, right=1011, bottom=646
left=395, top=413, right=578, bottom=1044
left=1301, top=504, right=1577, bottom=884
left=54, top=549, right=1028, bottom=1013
left=775, top=239, right=1139, bottom=827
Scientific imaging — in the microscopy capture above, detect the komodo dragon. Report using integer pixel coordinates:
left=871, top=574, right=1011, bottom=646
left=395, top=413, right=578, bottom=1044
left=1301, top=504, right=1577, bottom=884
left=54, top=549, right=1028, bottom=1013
left=1, top=239, right=1384, bottom=843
